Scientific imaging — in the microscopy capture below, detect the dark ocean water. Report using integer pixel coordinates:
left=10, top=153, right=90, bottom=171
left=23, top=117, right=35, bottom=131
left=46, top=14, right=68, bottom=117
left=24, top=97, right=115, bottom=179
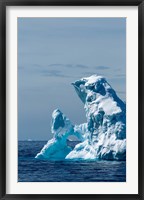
left=18, top=141, right=126, bottom=182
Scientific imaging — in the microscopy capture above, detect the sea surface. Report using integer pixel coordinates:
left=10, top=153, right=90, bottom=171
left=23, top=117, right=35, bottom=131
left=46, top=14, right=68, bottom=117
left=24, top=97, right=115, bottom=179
left=18, top=141, right=126, bottom=182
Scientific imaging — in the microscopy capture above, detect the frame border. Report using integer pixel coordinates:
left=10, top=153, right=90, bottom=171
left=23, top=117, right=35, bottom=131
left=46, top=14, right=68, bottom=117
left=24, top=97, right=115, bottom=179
left=0, top=0, right=144, bottom=199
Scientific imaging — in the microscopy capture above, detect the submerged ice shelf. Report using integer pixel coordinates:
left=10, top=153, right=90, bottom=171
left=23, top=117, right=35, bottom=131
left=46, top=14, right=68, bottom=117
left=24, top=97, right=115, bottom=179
left=36, top=75, right=126, bottom=161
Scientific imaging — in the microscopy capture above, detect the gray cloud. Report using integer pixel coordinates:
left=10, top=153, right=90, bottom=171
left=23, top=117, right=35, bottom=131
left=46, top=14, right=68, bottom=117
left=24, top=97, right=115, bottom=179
left=64, top=64, right=88, bottom=69
left=40, top=69, right=70, bottom=78
left=75, top=64, right=88, bottom=69
left=94, top=66, right=110, bottom=70
left=47, top=64, right=88, bottom=69
left=47, top=64, right=64, bottom=67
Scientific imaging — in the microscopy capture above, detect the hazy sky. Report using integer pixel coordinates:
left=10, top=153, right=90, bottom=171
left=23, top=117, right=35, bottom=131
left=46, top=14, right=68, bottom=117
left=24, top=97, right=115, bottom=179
left=18, top=18, right=126, bottom=140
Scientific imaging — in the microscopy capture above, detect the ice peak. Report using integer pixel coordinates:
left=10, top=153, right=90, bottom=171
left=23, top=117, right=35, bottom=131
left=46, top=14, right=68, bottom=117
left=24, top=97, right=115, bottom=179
left=72, top=75, right=125, bottom=115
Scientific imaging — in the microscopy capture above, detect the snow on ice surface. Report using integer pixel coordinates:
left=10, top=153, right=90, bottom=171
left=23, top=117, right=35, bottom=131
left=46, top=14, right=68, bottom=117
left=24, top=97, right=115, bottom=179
left=36, top=75, right=126, bottom=161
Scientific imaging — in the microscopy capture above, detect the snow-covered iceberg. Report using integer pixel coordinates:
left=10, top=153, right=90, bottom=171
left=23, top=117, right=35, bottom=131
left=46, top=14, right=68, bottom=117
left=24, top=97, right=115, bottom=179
left=36, top=75, right=126, bottom=161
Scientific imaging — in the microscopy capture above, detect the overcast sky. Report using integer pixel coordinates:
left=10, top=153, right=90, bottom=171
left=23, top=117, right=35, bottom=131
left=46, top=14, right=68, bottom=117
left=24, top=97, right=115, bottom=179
left=18, top=18, right=126, bottom=140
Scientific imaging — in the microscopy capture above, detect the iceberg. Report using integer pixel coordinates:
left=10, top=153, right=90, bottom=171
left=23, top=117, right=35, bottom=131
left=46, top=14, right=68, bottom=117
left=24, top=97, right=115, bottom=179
left=36, top=75, right=126, bottom=161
